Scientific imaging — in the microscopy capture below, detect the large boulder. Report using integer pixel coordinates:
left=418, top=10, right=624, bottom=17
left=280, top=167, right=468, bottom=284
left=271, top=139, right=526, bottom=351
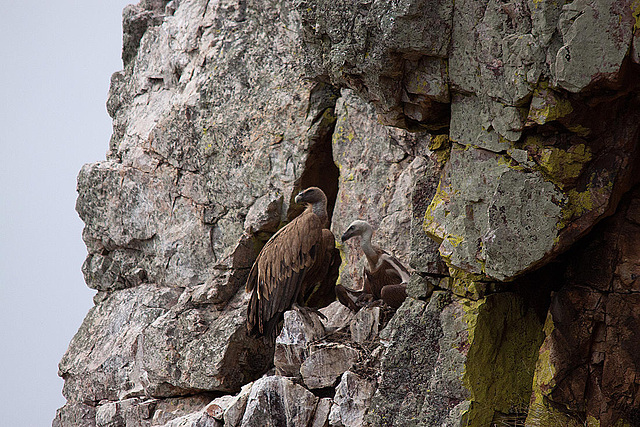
left=240, top=376, right=319, bottom=427
left=365, top=290, right=544, bottom=426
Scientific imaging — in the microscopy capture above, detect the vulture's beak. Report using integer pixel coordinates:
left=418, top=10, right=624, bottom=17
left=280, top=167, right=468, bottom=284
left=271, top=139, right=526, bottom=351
left=341, top=230, right=353, bottom=243
left=294, top=192, right=304, bottom=204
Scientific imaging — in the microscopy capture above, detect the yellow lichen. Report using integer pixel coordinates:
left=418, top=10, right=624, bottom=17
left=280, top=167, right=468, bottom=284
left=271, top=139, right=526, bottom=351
left=633, top=0, right=640, bottom=31
left=566, top=124, right=591, bottom=137
left=429, top=134, right=450, bottom=151
left=334, top=240, right=349, bottom=286
left=423, top=181, right=448, bottom=241
left=527, top=84, right=573, bottom=125
left=537, top=143, right=592, bottom=187
left=534, top=312, right=556, bottom=392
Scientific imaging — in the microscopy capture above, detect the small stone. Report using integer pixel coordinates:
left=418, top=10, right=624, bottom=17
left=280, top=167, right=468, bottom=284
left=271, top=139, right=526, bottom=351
left=328, top=372, right=375, bottom=427
left=274, top=309, right=326, bottom=378
left=310, top=397, right=333, bottom=427
left=350, top=307, right=380, bottom=343
left=240, top=376, right=318, bottom=427
left=319, top=301, right=355, bottom=332
left=301, top=344, right=360, bottom=389
left=243, top=192, right=283, bottom=234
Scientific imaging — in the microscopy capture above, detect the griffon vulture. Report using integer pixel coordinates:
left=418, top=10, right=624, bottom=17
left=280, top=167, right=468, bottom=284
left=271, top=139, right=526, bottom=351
left=338, top=220, right=409, bottom=310
left=246, top=187, right=338, bottom=337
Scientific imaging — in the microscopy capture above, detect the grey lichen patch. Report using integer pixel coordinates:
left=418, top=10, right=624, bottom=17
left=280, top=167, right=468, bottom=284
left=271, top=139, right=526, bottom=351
left=424, top=144, right=565, bottom=281
left=450, top=94, right=526, bottom=153
left=552, top=0, right=637, bottom=92
left=482, top=168, right=564, bottom=280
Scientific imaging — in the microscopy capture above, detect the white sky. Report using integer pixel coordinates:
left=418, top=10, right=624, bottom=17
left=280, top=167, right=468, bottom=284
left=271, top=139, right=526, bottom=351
left=0, top=2, right=135, bottom=425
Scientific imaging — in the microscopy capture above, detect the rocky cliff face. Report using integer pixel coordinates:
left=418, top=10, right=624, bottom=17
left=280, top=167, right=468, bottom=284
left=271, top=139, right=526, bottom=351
left=55, top=0, right=640, bottom=426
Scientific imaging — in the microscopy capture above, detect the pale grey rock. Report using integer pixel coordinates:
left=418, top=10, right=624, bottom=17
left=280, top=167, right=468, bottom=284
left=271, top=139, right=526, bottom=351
left=319, top=301, right=356, bottom=333
left=58, top=284, right=271, bottom=405
left=57, top=395, right=213, bottom=427
left=297, top=0, right=453, bottom=127
left=205, top=396, right=235, bottom=421
left=424, top=144, right=565, bottom=281
left=410, top=157, right=447, bottom=276
left=406, top=275, right=437, bottom=300
left=151, top=396, right=216, bottom=426
left=331, top=90, right=435, bottom=290
left=449, top=0, right=545, bottom=105
left=59, top=284, right=181, bottom=403
left=329, top=371, right=375, bottom=427
left=221, top=382, right=253, bottom=427
left=157, top=410, right=217, bottom=427
left=122, top=1, right=170, bottom=66
left=240, top=376, right=319, bottom=427
left=301, top=344, right=360, bottom=389
left=449, top=94, right=524, bottom=152
left=350, top=307, right=380, bottom=344
left=53, top=402, right=96, bottom=427
left=201, top=381, right=253, bottom=427
left=365, top=297, right=446, bottom=426
left=95, top=398, right=153, bottom=427
left=243, top=192, right=283, bottom=234
left=552, top=0, right=637, bottom=92
left=62, top=0, right=343, bottom=421
left=274, top=309, right=326, bottom=378
left=138, top=291, right=271, bottom=396
left=310, top=398, right=333, bottom=427
left=482, top=169, right=564, bottom=279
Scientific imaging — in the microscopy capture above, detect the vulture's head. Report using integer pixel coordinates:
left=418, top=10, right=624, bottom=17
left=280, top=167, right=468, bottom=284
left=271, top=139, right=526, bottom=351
left=341, top=220, right=372, bottom=242
left=295, top=187, right=326, bottom=206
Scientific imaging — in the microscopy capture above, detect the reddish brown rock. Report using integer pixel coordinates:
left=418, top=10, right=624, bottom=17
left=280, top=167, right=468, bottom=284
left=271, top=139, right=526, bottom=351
left=528, top=186, right=640, bottom=426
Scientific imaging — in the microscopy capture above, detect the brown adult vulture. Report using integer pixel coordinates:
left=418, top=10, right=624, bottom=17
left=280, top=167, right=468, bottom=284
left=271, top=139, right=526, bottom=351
left=338, top=220, right=409, bottom=310
left=246, top=187, right=338, bottom=337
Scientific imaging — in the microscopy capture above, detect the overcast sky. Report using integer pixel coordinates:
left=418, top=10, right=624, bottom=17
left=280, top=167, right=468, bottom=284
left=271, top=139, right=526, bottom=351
left=0, top=2, right=134, bottom=425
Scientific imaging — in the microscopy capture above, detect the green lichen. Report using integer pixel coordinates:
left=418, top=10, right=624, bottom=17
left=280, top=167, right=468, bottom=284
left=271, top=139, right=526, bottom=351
left=460, top=293, right=545, bottom=426
left=566, top=124, right=591, bottom=137
left=447, top=266, right=491, bottom=299
left=522, top=136, right=592, bottom=190
left=423, top=181, right=448, bottom=242
left=558, top=179, right=613, bottom=229
left=334, top=240, right=349, bottom=287
left=528, top=83, right=574, bottom=125
left=429, top=134, right=451, bottom=164
left=538, top=143, right=592, bottom=187
left=525, top=399, right=586, bottom=427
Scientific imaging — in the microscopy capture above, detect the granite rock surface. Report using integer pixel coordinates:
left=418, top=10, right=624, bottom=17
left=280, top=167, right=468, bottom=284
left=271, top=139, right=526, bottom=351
left=57, top=0, right=640, bottom=425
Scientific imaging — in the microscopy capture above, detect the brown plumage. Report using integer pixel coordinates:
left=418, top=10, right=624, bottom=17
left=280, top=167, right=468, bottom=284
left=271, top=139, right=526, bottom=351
left=246, top=187, right=338, bottom=337
left=339, top=220, right=409, bottom=309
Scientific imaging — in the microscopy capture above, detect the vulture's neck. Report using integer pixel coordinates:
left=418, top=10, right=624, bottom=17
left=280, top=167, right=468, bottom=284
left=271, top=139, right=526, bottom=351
left=308, top=201, right=328, bottom=225
left=359, top=227, right=379, bottom=266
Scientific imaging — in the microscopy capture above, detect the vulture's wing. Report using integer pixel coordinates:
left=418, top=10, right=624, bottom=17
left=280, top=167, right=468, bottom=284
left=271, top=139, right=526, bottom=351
left=379, top=251, right=410, bottom=284
left=246, top=211, right=324, bottom=336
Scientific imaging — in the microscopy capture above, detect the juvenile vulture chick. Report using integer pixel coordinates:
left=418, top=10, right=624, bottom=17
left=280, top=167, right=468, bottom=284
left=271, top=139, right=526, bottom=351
left=339, top=220, right=409, bottom=309
left=246, top=187, right=338, bottom=338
